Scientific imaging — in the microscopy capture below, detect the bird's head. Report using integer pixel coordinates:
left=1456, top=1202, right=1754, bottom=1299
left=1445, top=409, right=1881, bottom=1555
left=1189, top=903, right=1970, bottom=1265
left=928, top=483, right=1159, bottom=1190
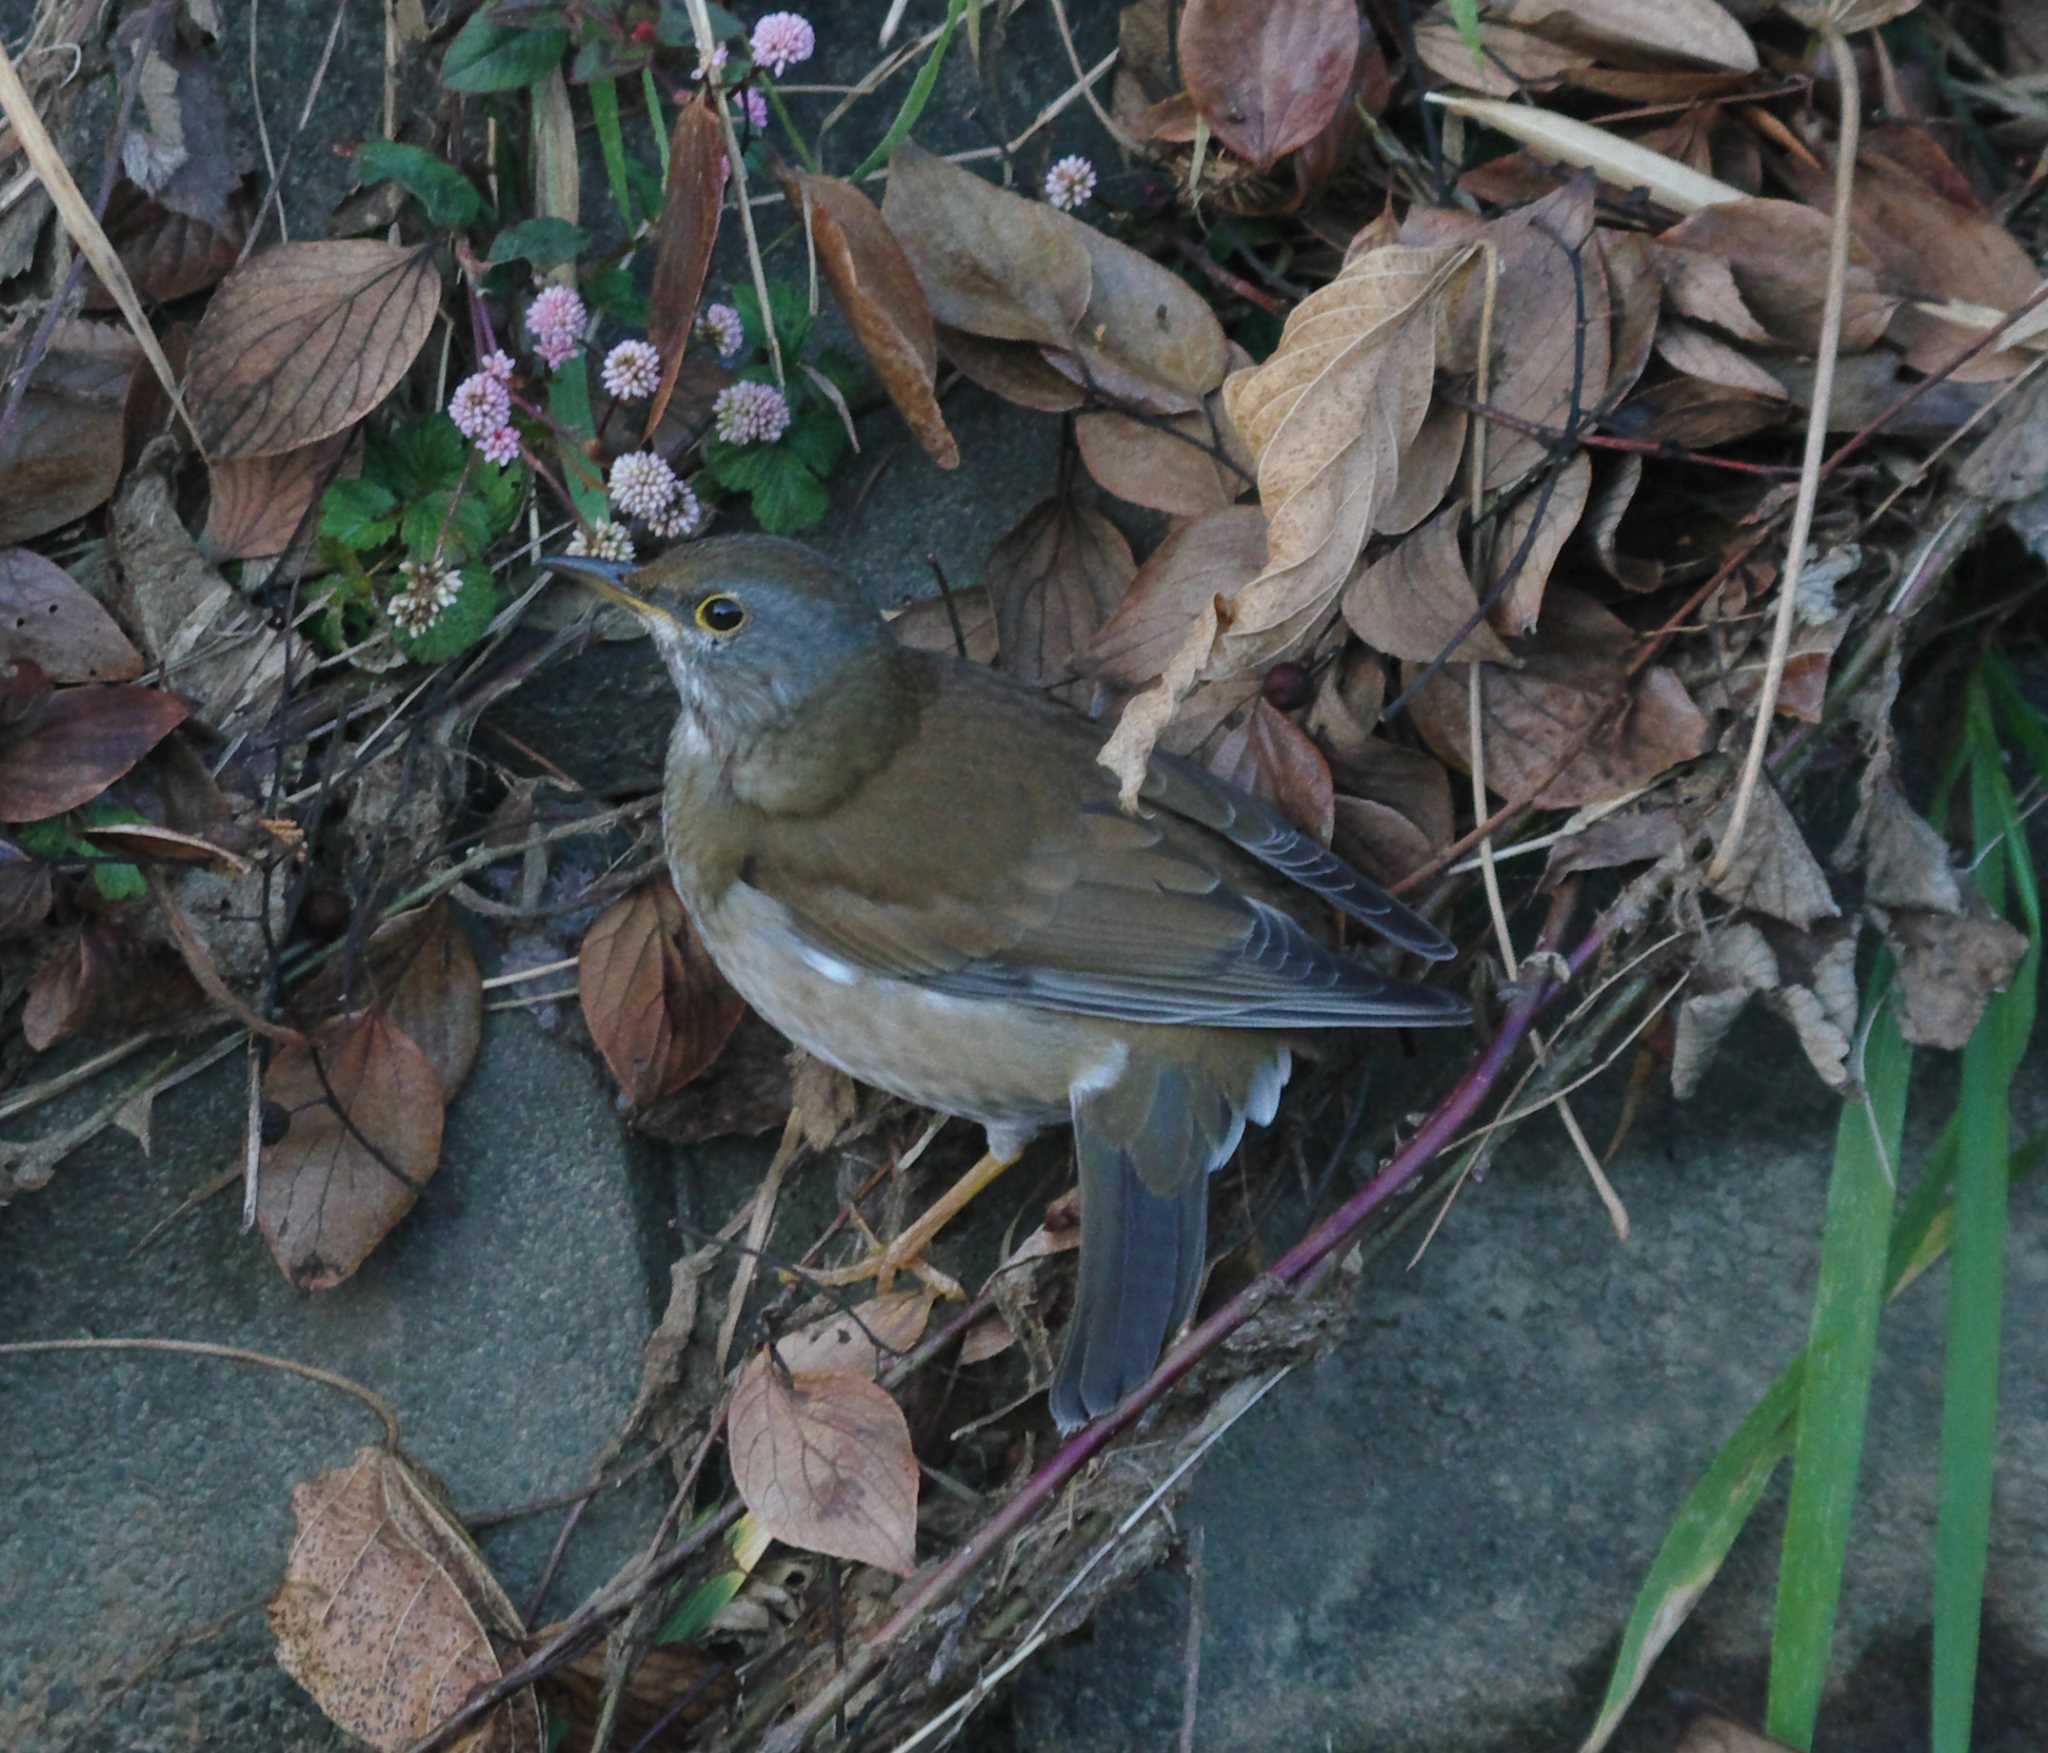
left=551, top=536, right=894, bottom=747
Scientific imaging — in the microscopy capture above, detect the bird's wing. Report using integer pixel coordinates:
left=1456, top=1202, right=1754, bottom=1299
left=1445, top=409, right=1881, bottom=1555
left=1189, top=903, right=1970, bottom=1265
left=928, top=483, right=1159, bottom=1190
left=740, top=660, right=1467, bottom=1031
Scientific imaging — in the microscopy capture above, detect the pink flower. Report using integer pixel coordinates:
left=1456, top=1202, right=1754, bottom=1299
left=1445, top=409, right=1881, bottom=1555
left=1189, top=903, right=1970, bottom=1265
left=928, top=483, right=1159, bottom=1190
left=526, top=284, right=589, bottom=372
left=713, top=380, right=790, bottom=445
left=601, top=339, right=662, bottom=401
left=567, top=519, right=635, bottom=561
left=750, top=12, right=814, bottom=76
left=478, top=425, right=521, bottom=468
left=693, top=42, right=729, bottom=81
left=481, top=349, right=516, bottom=382
left=448, top=372, right=510, bottom=440
left=1044, top=154, right=1096, bottom=212
left=647, top=483, right=704, bottom=541
left=742, top=87, right=769, bottom=130
left=608, top=450, right=681, bottom=519
left=696, top=302, right=744, bottom=359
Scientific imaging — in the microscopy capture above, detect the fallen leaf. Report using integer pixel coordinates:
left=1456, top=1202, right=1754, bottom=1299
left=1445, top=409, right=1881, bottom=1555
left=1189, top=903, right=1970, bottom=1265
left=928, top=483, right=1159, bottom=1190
left=1671, top=919, right=1777, bottom=1097
left=270, top=1445, right=542, bottom=1753
left=77, top=820, right=250, bottom=875
left=985, top=497, right=1136, bottom=688
left=0, top=838, right=52, bottom=938
left=1342, top=506, right=1517, bottom=666
left=1405, top=588, right=1711, bottom=808
left=1179, top=0, right=1360, bottom=172
left=1488, top=0, right=1757, bottom=71
left=1481, top=452, right=1591, bottom=635
left=1676, top=1713, right=1800, bottom=1753
left=774, top=1289, right=934, bottom=1377
left=642, top=91, right=724, bottom=441
left=1884, top=906, right=2029, bottom=1051
left=1080, top=505, right=1266, bottom=688
left=726, top=1350, right=919, bottom=1578
left=256, top=1009, right=446, bottom=1289
left=1218, top=240, right=1480, bottom=668
left=1583, top=456, right=1663, bottom=591
left=23, top=923, right=109, bottom=1051
left=1859, top=783, right=1964, bottom=915
left=380, top=901, right=483, bottom=1099
left=201, top=426, right=358, bottom=560
left=1414, top=14, right=1591, bottom=97
left=936, top=327, right=1084, bottom=412
left=1544, top=806, right=1686, bottom=882
left=84, top=177, right=248, bottom=309
left=0, top=548, right=143, bottom=682
left=1706, top=778, right=1839, bottom=930
left=1656, top=201, right=1897, bottom=353
left=0, top=683, right=187, bottom=821
left=788, top=170, right=956, bottom=469
left=185, top=241, right=440, bottom=457
left=1097, top=601, right=1225, bottom=808
left=1209, top=699, right=1336, bottom=841
left=1329, top=741, right=1454, bottom=884
left=889, top=584, right=999, bottom=663
left=1074, top=404, right=1244, bottom=515
left=579, top=879, right=746, bottom=1107
left=0, top=331, right=137, bottom=544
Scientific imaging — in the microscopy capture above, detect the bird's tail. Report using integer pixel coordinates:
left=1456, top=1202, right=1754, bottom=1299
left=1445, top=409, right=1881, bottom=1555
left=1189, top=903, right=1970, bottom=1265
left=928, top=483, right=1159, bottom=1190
left=1050, top=1048, right=1288, bottom=1429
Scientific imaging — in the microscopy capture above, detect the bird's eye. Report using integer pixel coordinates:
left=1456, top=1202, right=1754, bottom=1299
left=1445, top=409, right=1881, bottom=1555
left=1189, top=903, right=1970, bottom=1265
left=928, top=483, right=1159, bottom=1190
left=695, top=594, right=747, bottom=635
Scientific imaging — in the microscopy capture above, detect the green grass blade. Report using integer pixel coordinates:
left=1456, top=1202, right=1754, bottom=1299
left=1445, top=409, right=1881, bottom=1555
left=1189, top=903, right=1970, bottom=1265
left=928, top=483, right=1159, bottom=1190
left=1764, top=980, right=1909, bottom=1747
left=643, top=67, right=671, bottom=183
left=763, top=78, right=821, bottom=173
left=590, top=76, right=635, bottom=230
left=1930, top=684, right=2039, bottom=1752
left=849, top=0, right=966, bottom=182
left=546, top=363, right=610, bottom=523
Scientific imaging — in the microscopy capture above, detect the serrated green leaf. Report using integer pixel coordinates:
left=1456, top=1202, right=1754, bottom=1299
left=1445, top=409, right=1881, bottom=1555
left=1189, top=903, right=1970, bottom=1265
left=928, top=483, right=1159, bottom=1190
left=734, top=282, right=813, bottom=359
left=785, top=406, right=847, bottom=480
left=373, top=415, right=471, bottom=499
left=585, top=262, right=648, bottom=328
left=320, top=478, right=401, bottom=551
left=488, top=217, right=588, bottom=269
left=355, top=141, right=486, bottom=230
left=390, top=567, right=500, bottom=663
left=443, top=14, right=568, bottom=91
left=403, top=489, right=494, bottom=563
left=745, top=446, right=829, bottom=533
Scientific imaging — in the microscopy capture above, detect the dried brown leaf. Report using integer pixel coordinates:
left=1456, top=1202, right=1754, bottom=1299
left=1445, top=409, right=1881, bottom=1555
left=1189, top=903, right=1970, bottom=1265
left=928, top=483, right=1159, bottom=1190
left=1098, top=600, right=1224, bottom=808
left=1656, top=201, right=1897, bottom=354
left=270, top=1445, right=541, bottom=1753
left=1705, top=778, right=1839, bottom=930
left=201, top=425, right=357, bottom=560
left=1374, top=401, right=1467, bottom=537
left=1884, top=907, right=2029, bottom=1050
left=186, top=241, right=440, bottom=458
left=1328, top=741, right=1453, bottom=885
left=1074, top=405, right=1244, bottom=515
left=0, top=683, right=187, bottom=821
left=381, top=901, right=483, bottom=1099
left=1343, top=507, right=1515, bottom=665
left=1405, top=588, right=1710, bottom=809
left=1080, top=505, right=1265, bottom=689
left=75, top=820, right=250, bottom=876
left=256, top=1008, right=445, bottom=1289
left=0, top=548, right=142, bottom=682
left=1178, top=0, right=1360, bottom=172
left=1490, top=0, right=1756, bottom=70
left=643, top=92, right=725, bottom=441
left=1209, top=699, right=1335, bottom=841
left=0, top=838, right=52, bottom=939
left=1584, top=456, right=1663, bottom=591
left=774, top=1289, right=934, bottom=1377
left=986, top=497, right=1136, bottom=687
left=727, top=1350, right=919, bottom=1578
left=1413, top=15, right=1591, bottom=97
left=1860, top=784, right=1964, bottom=915
left=579, top=879, right=745, bottom=1107
left=23, top=923, right=106, bottom=1051
left=1482, top=452, right=1591, bottom=635
left=1218, top=241, right=1480, bottom=669
left=789, top=171, right=955, bottom=468
left=0, top=335, right=136, bottom=544
left=889, top=584, right=999, bottom=663
left=936, top=327, right=1084, bottom=413
left=84, top=178, right=248, bottom=309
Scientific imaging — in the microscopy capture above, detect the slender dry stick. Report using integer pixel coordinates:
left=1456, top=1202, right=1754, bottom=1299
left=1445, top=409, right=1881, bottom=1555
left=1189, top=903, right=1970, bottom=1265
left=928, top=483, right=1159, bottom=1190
left=684, top=0, right=783, bottom=388
left=1046, top=0, right=1136, bottom=152
left=1706, top=20, right=1858, bottom=887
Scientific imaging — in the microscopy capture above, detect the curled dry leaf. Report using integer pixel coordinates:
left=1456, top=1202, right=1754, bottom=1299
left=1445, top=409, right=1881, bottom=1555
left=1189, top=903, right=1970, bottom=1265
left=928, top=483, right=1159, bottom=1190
left=643, top=91, right=724, bottom=442
left=1208, top=699, right=1335, bottom=842
left=774, top=1288, right=934, bottom=1377
left=1404, top=588, right=1710, bottom=810
left=1217, top=240, right=1480, bottom=670
left=1481, top=452, right=1592, bottom=636
left=1080, top=505, right=1266, bottom=689
left=985, top=497, right=1136, bottom=688
left=1656, top=201, right=1897, bottom=354
left=1178, top=0, right=1361, bottom=172
left=0, top=683, right=187, bottom=821
left=0, top=333, right=138, bottom=545
left=1859, top=783, right=1964, bottom=915
left=726, top=1350, right=919, bottom=1578
left=201, top=425, right=357, bottom=560
left=74, top=820, right=250, bottom=876
left=185, top=241, right=440, bottom=458
left=271, top=1445, right=542, bottom=1753
left=256, top=1008, right=446, bottom=1289
left=1883, top=907, right=2029, bottom=1051
left=787, top=171, right=956, bottom=469
left=579, top=879, right=746, bottom=1107
left=1413, top=14, right=1592, bottom=97
left=1330, top=741, right=1454, bottom=885
left=0, top=548, right=143, bottom=682
left=1488, top=0, right=1756, bottom=71
left=1097, top=599, right=1226, bottom=809
left=1705, top=777, right=1839, bottom=931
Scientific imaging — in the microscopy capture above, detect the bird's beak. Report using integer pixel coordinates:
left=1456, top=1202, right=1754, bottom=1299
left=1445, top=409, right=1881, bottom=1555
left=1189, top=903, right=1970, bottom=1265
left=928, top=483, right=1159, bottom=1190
left=548, top=553, right=675, bottom=625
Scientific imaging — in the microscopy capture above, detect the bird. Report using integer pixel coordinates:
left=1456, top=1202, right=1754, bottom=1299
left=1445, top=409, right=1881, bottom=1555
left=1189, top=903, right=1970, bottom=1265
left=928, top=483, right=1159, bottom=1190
left=552, top=535, right=1467, bottom=1428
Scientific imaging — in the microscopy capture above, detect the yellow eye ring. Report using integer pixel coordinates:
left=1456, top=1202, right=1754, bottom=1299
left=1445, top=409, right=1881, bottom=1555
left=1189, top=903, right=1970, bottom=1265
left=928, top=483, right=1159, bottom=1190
left=695, top=594, right=747, bottom=635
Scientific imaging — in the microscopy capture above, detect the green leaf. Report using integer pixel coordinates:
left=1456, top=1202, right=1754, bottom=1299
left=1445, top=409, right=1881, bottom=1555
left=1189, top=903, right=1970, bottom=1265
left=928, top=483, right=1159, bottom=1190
left=734, top=282, right=813, bottom=359
left=850, top=0, right=967, bottom=181
left=355, top=141, right=486, bottom=230
left=1765, top=973, right=1909, bottom=1746
left=371, top=415, right=471, bottom=499
left=79, top=802, right=145, bottom=902
left=588, top=75, right=636, bottom=229
left=569, top=33, right=649, bottom=83
left=746, top=447, right=829, bottom=533
left=403, top=489, right=492, bottom=563
left=320, top=478, right=400, bottom=551
left=390, top=567, right=500, bottom=663
left=585, top=262, right=648, bottom=328
left=785, top=405, right=847, bottom=481
left=488, top=217, right=588, bottom=269
left=547, top=364, right=611, bottom=521
left=442, top=14, right=568, bottom=91
left=1448, top=0, right=1486, bottom=65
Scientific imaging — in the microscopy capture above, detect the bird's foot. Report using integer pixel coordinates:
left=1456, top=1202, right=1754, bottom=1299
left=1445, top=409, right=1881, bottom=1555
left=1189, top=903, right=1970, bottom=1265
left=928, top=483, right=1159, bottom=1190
left=804, top=1146, right=1021, bottom=1300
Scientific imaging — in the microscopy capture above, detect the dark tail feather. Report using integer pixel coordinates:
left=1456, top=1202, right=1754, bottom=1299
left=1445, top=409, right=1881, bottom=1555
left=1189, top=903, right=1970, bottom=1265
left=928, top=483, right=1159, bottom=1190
left=1049, top=1117, right=1210, bottom=1432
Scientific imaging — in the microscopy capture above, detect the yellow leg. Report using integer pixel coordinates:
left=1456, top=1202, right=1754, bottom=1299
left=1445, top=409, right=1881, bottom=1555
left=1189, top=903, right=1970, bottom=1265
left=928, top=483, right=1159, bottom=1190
left=809, top=1147, right=1023, bottom=1295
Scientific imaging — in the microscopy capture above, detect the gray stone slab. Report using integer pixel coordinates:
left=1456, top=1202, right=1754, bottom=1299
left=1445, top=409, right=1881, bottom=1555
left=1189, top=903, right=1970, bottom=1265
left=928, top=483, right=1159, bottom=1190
left=0, top=1008, right=666, bottom=1751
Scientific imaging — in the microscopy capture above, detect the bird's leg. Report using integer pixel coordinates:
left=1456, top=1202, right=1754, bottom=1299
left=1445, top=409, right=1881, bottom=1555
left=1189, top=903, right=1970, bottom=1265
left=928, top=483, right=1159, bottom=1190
left=808, top=1145, right=1023, bottom=1296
